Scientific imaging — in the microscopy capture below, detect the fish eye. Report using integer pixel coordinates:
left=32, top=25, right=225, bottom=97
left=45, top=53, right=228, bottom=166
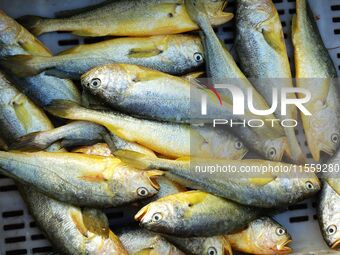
left=327, top=225, right=337, bottom=235
left=194, top=52, right=203, bottom=63
left=207, top=247, right=217, bottom=255
left=152, top=212, right=162, bottom=222
left=90, top=78, right=101, bottom=88
left=305, top=181, right=314, bottom=190
left=267, top=148, right=276, bottom=158
left=137, top=187, right=149, bottom=197
left=276, top=227, right=286, bottom=236
left=331, top=133, right=339, bottom=144
left=234, top=141, right=244, bottom=150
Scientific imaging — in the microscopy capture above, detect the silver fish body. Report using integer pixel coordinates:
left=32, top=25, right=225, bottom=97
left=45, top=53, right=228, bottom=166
left=4, top=34, right=204, bottom=79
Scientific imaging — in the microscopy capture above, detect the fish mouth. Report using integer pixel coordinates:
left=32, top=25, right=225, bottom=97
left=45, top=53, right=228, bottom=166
left=276, top=239, right=292, bottom=254
left=144, top=170, right=164, bottom=190
left=331, top=239, right=340, bottom=249
left=134, top=205, right=149, bottom=222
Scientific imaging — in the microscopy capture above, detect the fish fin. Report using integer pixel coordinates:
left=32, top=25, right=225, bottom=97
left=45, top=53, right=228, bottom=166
left=17, top=15, right=46, bottom=36
left=184, top=190, right=209, bottom=206
left=247, top=177, right=276, bottom=186
left=181, top=71, right=205, bottom=80
left=69, top=209, right=88, bottom=237
left=45, top=100, right=82, bottom=119
left=9, top=131, right=50, bottom=151
left=1, top=55, right=44, bottom=77
left=209, top=12, right=234, bottom=26
left=128, top=47, right=163, bottom=58
left=11, top=94, right=32, bottom=133
left=261, top=28, right=285, bottom=53
left=80, top=172, right=107, bottom=182
left=175, top=156, right=191, bottom=161
left=144, top=170, right=164, bottom=190
left=113, top=150, right=152, bottom=169
left=133, top=248, right=154, bottom=255
left=82, top=208, right=110, bottom=237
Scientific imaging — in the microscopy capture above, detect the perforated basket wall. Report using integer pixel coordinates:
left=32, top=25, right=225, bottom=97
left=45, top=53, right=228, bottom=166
left=0, top=0, right=339, bottom=254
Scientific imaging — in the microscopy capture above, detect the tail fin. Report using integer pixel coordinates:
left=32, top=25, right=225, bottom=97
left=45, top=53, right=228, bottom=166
left=9, top=131, right=52, bottom=151
left=17, top=15, right=47, bottom=36
left=0, top=55, right=46, bottom=77
left=45, top=99, right=83, bottom=120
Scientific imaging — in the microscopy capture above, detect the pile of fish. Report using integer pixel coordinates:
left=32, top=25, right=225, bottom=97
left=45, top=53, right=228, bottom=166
left=0, top=0, right=338, bottom=254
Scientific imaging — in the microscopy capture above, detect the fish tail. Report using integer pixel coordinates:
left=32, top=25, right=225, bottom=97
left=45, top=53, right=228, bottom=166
left=283, top=126, right=306, bottom=164
left=45, top=99, right=83, bottom=120
left=9, top=131, right=51, bottom=152
left=0, top=55, right=47, bottom=77
left=17, top=15, right=49, bottom=36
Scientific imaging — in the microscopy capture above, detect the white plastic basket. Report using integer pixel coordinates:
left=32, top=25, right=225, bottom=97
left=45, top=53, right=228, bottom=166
left=0, top=0, right=339, bottom=254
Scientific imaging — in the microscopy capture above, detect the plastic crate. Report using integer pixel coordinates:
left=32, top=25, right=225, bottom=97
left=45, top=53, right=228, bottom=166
left=0, top=0, right=339, bottom=254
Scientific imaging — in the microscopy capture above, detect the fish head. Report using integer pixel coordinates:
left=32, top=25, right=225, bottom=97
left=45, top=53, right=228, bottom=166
left=263, top=137, right=289, bottom=161
left=290, top=175, right=321, bottom=200
left=81, top=64, right=135, bottom=100
left=249, top=217, right=292, bottom=254
left=135, top=199, right=185, bottom=233
left=115, top=166, right=162, bottom=202
left=202, top=236, right=232, bottom=255
left=306, top=106, right=339, bottom=161
left=319, top=183, right=340, bottom=249
left=167, top=35, right=204, bottom=71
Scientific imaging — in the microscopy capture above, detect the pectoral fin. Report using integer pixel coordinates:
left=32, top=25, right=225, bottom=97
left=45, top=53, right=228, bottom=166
left=128, top=47, right=163, bottom=58
left=82, top=208, right=110, bottom=237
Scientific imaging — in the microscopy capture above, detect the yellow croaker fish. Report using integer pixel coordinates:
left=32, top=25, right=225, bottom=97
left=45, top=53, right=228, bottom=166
left=19, top=0, right=232, bottom=37
left=46, top=100, right=248, bottom=160
left=292, top=0, right=340, bottom=161
left=114, top=150, right=321, bottom=208
left=226, top=217, right=292, bottom=254
left=135, top=190, right=262, bottom=237
left=235, top=0, right=305, bottom=164
left=2, top=34, right=205, bottom=79
left=0, top=71, right=126, bottom=254
left=0, top=10, right=81, bottom=107
left=0, top=151, right=162, bottom=208
left=73, top=142, right=187, bottom=207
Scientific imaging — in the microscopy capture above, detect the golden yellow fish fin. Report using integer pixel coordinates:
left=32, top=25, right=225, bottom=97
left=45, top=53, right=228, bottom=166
left=82, top=208, right=110, bottom=237
left=133, top=248, right=153, bottom=255
left=18, top=37, right=52, bottom=57
left=259, top=11, right=286, bottom=53
left=128, top=46, right=163, bottom=58
left=184, top=191, right=209, bottom=206
left=11, top=94, right=32, bottom=132
left=181, top=71, right=205, bottom=81
left=176, top=156, right=190, bottom=161
left=247, top=177, right=276, bottom=186
left=69, top=208, right=88, bottom=237
left=209, top=12, right=234, bottom=26
left=80, top=171, right=107, bottom=182
left=114, top=150, right=152, bottom=169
